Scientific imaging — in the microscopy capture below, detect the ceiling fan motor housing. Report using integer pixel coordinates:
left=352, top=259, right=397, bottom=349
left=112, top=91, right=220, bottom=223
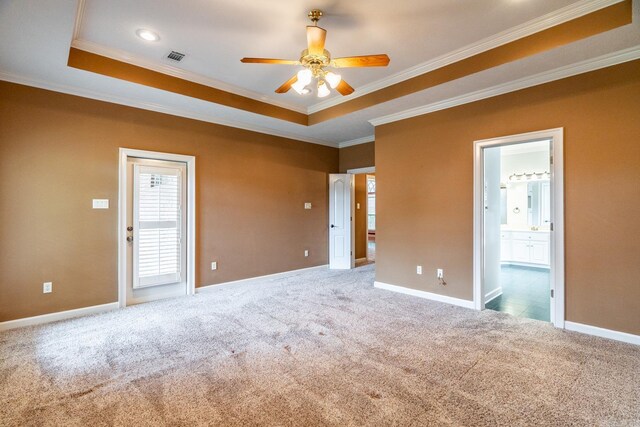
left=300, top=48, right=331, bottom=77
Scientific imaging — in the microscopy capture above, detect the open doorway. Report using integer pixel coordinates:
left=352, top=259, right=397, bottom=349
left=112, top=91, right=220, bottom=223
left=329, top=167, right=375, bottom=270
left=366, top=175, right=376, bottom=262
left=485, top=140, right=551, bottom=321
left=474, top=129, right=564, bottom=327
left=353, top=172, right=375, bottom=266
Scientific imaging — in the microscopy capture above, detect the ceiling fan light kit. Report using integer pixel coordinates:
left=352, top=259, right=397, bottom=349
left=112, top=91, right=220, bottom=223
left=240, top=9, right=390, bottom=98
left=317, top=81, right=330, bottom=97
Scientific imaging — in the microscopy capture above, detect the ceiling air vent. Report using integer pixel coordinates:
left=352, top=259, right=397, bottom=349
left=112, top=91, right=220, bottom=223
left=166, top=51, right=185, bottom=62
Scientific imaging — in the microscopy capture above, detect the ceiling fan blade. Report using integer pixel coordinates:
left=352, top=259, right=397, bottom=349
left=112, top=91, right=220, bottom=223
left=335, top=79, right=354, bottom=96
left=241, top=58, right=299, bottom=65
left=332, top=54, right=390, bottom=68
left=307, top=26, right=327, bottom=55
left=275, top=74, right=298, bottom=93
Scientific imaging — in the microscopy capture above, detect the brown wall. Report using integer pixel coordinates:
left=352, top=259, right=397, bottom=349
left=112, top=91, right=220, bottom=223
left=0, top=81, right=338, bottom=322
left=339, top=142, right=375, bottom=173
left=376, top=60, right=640, bottom=335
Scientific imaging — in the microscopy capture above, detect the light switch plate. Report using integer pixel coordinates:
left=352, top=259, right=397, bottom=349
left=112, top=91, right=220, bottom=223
left=437, top=269, right=444, bottom=279
left=304, top=249, right=309, bottom=257
left=357, top=203, right=360, bottom=209
left=211, top=262, right=217, bottom=271
left=304, top=203, right=312, bottom=209
left=416, top=266, right=423, bottom=275
left=92, top=199, right=109, bottom=209
left=43, top=282, right=52, bottom=293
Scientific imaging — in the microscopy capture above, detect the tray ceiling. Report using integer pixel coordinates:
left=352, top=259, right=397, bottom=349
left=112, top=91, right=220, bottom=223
left=1, top=0, right=639, bottom=146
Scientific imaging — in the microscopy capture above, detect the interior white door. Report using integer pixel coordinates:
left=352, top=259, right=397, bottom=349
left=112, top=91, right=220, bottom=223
left=329, top=174, right=354, bottom=269
left=126, top=158, right=187, bottom=305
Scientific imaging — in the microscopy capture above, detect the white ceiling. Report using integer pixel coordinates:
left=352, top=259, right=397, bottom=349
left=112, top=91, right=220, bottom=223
left=1, top=0, right=639, bottom=147
left=77, top=0, right=579, bottom=109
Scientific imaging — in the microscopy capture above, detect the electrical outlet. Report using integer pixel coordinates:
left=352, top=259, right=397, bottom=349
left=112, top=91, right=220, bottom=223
left=304, top=203, right=312, bottom=209
left=416, top=265, right=422, bottom=275
left=304, top=249, right=309, bottom=257
left=437, top=269, right=444, bottom=279
left=211, top=261, right=217, bottom=271
left=43, top=282, right=52, bottom=293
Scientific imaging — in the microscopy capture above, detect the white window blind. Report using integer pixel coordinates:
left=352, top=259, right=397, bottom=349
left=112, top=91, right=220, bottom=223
left=133, top=165, right=183, bottom=288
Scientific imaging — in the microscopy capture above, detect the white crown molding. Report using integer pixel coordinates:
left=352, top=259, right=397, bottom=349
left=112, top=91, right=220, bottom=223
left=0, top=70, right=338, bottom=148
left=374, top=281, right=475, bottom=309
left=369, top=45, right=640, bottom=126
left=565, top=321, right=640, bottom=346
left=337, top=135, right=375, bottom=148
left=308, top=0, right=626, bottom=114
left=71, top=0, right=86, bottom=42
left=70, top=38, right=309, bottom=115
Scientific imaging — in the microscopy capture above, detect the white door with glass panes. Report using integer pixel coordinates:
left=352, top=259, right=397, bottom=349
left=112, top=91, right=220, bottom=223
left=126, top=158, right=187, bottom=305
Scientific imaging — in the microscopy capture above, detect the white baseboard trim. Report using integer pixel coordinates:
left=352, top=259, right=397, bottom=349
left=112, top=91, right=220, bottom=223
left=0, top=302, right=119, bottom=331
left=564, top=321, right=640, bottom=346
left=196, top=264, right=328, bottom=292
left=374, top=281, right=475, bottom=309
left=485, top=287, right=503, bottom=304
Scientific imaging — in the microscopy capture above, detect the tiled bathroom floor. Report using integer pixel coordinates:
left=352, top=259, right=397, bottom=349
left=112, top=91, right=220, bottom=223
left=485, top=265, right=550, bottom=322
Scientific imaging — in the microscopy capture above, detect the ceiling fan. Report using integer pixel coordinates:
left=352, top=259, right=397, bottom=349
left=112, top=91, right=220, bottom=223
left=240, top=9, right=390, bottom=98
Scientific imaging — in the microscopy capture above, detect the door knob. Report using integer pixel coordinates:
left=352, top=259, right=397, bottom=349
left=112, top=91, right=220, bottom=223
left=330, top=224, right=335, bottom=228
left=127, top=236, right=133, bottom=243
left=127, top=226, right=133, bottom=231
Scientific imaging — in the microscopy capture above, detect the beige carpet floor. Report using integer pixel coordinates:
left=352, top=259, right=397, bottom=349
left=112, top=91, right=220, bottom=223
left=1, top=264, right=639, bottom=426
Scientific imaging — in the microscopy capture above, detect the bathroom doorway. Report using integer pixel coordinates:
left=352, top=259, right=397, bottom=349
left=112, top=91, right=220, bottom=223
left=474, top=129, right=565, bottom=327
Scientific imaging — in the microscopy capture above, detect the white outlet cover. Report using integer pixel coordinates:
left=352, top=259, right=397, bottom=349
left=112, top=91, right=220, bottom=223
left=304, top=250, right=309, bottom=257
left=437, top=269, right=444, bottom=278
left=211, top=261, right=217, bottom=270
left=304, top=203, right=312, bottom=209
left=43, top=282, right=52, bottom=293
left=416, top=266, right=422, bottom=275
left=357, top=203, right=360, bottom=209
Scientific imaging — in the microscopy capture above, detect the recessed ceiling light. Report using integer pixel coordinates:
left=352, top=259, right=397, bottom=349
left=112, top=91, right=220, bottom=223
left=136, top=29, right=160, bottom=42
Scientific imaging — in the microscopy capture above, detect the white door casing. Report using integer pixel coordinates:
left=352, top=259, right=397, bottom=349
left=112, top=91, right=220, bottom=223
left=118, top=148, right=196, bottom=308
left=329, top=174, right=354, bottom=269
left=346, top=167, right=375, bottom=264
left=473, top=128, right=565, bottom=328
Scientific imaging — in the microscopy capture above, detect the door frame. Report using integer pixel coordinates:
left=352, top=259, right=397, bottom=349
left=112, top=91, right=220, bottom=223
left=347, top=167, right=376, bottom=264
left=472, top=128, right=565, bottom=328
left=118, top=148, right=196, bottom=308
left=365, top=174, right=376, bottom=261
